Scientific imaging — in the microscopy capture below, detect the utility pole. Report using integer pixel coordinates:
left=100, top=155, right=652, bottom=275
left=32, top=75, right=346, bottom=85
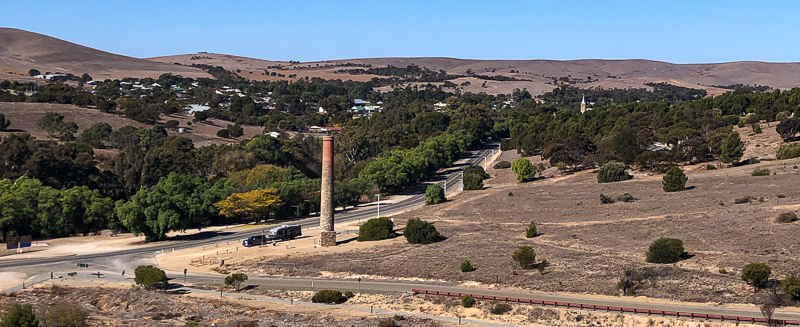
left=376, top=194, right=380, bottom=218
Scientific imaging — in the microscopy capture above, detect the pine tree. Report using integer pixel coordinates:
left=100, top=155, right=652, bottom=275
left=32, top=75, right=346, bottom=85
left=720, top=131, right=744, bottom=164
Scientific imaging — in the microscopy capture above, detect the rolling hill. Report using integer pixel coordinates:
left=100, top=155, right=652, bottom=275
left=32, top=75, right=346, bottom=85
left=2, top=28, right=800, bottom=95
left=0, top=28, right=209, bottom=80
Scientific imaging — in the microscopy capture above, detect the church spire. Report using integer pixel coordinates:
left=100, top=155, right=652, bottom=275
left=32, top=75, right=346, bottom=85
left=580, top=95, right=587, bottom=114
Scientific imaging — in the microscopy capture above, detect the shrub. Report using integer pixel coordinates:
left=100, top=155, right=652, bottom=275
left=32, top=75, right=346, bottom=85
left=491, top=303, right=513, bottom=315
left=358, top=218, right=396, bottom=242
left=184, top=321, right=200, bottom=327
left=507, top=192, right=513, bottom=197
left=1, top=303, right=39, bottom=327
left=378, top=318, right=398, bottom=327
left=511, top=158, right=536, bottom=181
left=45, top=302, right=88, bottom=327
left=216, top=129, right=230, bottom=138
left=311, top=290, right=348, bottom=304
left=734, top=195, right=754, bottom=204
left=493, top=161, right=511, bottom=169
left=404, top=218, right=440, bottom=244
left=617, top=193, right=635, bottom=203
left=645, top=237, right=685, bottom=264
left=344, top=290, right=354, bottom=298
left=596, top=161, right=631, bottom=183
left=425, top=184, right=445, bottom=205
left=705, top=163, right=717, bottom=170
left=752, top=124, right=762, bottom=134
left=463, top=165, right=488, bottom=190
left=224, top=273, right=248, bottom=291
left=774, top=211, right=798, bottom=223
left=777, top=142, right=800, bottom=160
left=777, top=194, right=787, bottom=198
left=0, top=113, right=11, bottom=131
left=525, top=221, right=538, bottom=238
left=662, top=166, right=688, bottom=192
left=461, top=295, right=475, bottom=308
left=719, top=268, right=727, bottom=274
left=781, top=274, right=800, bottom=301
left=164, top=120, right=180, bottom=129
left=460, top=260, right=474, bottom=272
left=741, top=263, right=771, bottom=291
left=599, top=194, right=615, bottom=204
left=752, top=167, right=771, bottom=176
left=134, top=265, right=168, bottom=291
left=720, top=131, right=745, bottom=164
left=227, top=124, right=244, bottom=138
left=512, top=246, right=536, bottom=269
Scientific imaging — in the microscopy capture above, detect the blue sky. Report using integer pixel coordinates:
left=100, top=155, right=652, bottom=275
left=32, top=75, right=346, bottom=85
left=3, top=0, right=798, bottom=63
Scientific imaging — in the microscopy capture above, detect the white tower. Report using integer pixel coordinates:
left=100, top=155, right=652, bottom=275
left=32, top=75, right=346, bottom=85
left=580, top=95, right=586, bottom=114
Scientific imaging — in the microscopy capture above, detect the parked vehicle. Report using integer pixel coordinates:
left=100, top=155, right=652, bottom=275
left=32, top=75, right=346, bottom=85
left=268, top=225, right=301, bottom=241
left=242, top=234, right=268, bottom=247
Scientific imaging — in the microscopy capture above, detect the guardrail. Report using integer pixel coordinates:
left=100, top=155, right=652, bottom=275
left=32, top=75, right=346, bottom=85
left=411, top=289, right=800, bottom=326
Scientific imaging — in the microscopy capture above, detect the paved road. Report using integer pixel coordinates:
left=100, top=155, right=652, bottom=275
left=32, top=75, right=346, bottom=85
left=0, top=143, right=499, bottom=270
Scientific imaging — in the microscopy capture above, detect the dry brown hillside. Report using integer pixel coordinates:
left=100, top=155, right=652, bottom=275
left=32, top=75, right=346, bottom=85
left=151, top=54, right=800, bottom=95
left=0, top=28, right=209, bottom=80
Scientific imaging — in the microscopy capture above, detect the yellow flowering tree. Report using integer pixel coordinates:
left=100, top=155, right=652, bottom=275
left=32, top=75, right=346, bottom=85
left=214, top=189, right=283, bottom=222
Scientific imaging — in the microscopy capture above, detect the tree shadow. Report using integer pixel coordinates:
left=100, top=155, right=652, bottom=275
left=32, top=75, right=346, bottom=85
left=168, top=231, right=235, bottom=242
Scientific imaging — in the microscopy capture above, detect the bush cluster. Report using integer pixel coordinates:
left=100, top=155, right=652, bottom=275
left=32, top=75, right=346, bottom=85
left=491, top=303, right=513, bottom=315
left=525, top=221, right=537, bottom=238
left=463, top=165, right=489, bottom=190
left=404, top=218, right=440, bottom=244
left=311, top=290, right=348, bottom=304
left=493, top=161, right=511, bottom=169
left=596, top=161, right=631, bottom=183
left=425, top=184, right=445, bottom=205
left=777, top=142, right=800, bottom=160
left=662, top=166, right=688, bottom=192
left=645, top=237, right=685, bottom=264
left=751, top=167, right=771, bottom=176
left=741, top=263, right=771, bottom=291
left=358, top=217, right=396, bottom=242
left=775, top=211, right=798, bottom=223
left=599, top=194, right=615, bottom=204
left=460, top=260, right=474, bottom=272
left=461, top=295, right=476, bottom=308
left=782, top=275, right=800, bottom=301
left=512, top=246, right=536, bottom=269
left=511, top=158, right=536, bottom=181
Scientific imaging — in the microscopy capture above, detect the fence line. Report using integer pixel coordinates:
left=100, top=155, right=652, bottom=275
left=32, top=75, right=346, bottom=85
left=412, top=289, right=800, bottom=326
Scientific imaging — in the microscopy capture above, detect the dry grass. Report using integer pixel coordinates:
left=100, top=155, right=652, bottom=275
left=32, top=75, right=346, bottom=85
left=251, top=157, right=800, bottom=304
left=774, top=211, right=798, bottom=223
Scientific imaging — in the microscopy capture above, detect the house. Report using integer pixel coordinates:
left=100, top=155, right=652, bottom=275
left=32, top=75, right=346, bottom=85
left=34, top=74, right=68, bottom=80
left=321, top=127, right=342, bottom=134
left=308, top=126, right=324, bottom=133
left=433, top=102, right=448, bottom=111
left=185, top=104, right=211, bottom=114
left=350, top=105, right=382, bottom=118
left=647, top=142, right=672, bottom=152
left=265, top=131, right=281, bottom=138
left=353, top=99, right=367, bottom=106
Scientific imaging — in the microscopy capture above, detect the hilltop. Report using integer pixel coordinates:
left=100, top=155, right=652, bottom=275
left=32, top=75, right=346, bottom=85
left=0, top=28, right=209, bottom=80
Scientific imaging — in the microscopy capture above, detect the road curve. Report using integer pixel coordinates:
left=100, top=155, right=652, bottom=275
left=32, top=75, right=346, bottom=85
left=0, top=143, right=498, bottom=269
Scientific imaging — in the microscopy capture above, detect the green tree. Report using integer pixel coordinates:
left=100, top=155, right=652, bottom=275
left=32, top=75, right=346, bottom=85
left=0, top=113, right=10, bottom=131
left=0, top=303, right=39, bottom=327
left=134, top=265, right=168, bottom=291
left=224, top=273, right=248, bottom=291
left=37, top=112, right=77, bottom=141
left=662, top=166, right=688, bottom=192
left=404, top=218, right=440, bottom=244
left=781, top=274, right=800, bottom=301
left=357, top=217, right=396, bottom=241
left=645, top=237, right=685, bottom=263
left=425, top=184, right=445, bottom=204
left=115, top=173, right=233, bottom=241
left=28, top=69, right=41, bottom=76
left=719, top=131, right=744, bottom=164
left=227, top=124, right=244, bottom=138
left=776, top=118, right=800, bottom=141
left=461, top=295, right=475, bottom=308
left=525, top=221, right=538, bottom=238
left=511, top=158, right=535, bottom=182
left=741, top=263, right=771, bottom=292
left=596, top=161, right=631, bottom=183
left=216, top=129, right=230, bottom=138
left=462, top=165, right=489, bottom=190
left=512, top=245, right=536, bottom=269
left=77, top=122, right=113, bottom=148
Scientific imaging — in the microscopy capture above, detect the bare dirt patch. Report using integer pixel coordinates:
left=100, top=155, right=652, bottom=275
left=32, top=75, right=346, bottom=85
left=246, top=157, right=800, bottom=305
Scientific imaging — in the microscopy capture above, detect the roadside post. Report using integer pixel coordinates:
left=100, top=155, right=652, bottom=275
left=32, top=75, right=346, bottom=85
left=184, top=268, right=187, bottom=283
left=358, top=277, right=362, bottom=291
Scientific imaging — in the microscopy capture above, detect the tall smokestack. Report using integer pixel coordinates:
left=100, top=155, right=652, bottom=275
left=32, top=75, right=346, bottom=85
left=319, top=136, right=336, bottom=246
